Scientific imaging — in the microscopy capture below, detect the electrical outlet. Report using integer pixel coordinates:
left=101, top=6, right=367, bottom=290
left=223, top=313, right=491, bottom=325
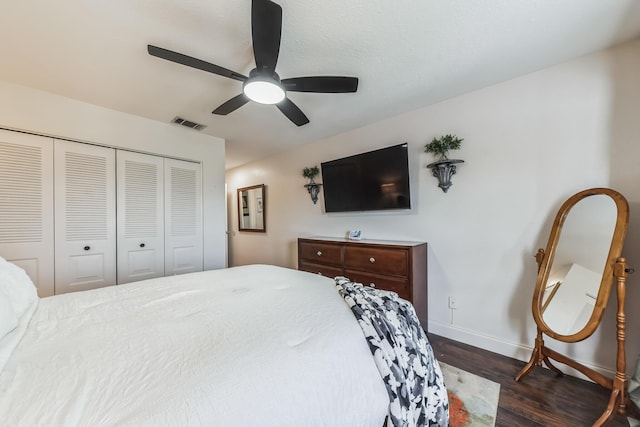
left=448, top=296, right=457, bottom=309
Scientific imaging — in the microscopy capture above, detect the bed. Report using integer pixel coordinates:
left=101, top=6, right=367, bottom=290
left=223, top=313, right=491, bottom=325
left=0, top=259, right=448, bottom=426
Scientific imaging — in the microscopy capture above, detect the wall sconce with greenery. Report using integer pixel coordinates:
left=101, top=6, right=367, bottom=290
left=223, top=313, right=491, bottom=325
left=302, top=165, right=322, bottom=204
left=425, top=134, right=464, bottom=193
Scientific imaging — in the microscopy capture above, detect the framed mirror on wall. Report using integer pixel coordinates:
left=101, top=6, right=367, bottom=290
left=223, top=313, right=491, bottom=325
left=237, top=184, right=266, bottom=233
left=515, top=187, right=632, bottom=426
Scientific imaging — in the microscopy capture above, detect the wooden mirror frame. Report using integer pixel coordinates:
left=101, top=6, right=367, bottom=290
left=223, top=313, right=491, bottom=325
left=532, top=188, right=629, bottom=342
left=516, top=187, right=632, bottom=426
left=237, top=184, right=266, bottom=233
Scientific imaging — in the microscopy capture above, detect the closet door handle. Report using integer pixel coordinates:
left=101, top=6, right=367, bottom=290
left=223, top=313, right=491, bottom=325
left=83, top=246, right=90, bottom=251
left=140, top=243, right=146, bottom=248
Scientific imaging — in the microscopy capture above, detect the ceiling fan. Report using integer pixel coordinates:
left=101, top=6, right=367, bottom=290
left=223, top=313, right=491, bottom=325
left=147, top=0, right=359, bottom=127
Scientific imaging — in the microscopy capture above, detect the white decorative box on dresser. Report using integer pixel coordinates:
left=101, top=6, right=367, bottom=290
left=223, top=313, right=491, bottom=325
left=297, top=237, right=428, bottom=330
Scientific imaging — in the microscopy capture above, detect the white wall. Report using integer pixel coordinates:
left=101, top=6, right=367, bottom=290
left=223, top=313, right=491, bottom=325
left=226, top=38, right=640, bottom=378
left=0, top=80, right=227, bottom=270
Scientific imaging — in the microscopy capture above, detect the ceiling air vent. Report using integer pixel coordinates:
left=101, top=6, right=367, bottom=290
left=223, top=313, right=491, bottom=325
left=171, top=117, right=207, bottom=131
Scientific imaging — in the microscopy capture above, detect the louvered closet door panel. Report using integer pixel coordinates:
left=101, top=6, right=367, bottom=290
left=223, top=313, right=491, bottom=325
left=164, top=158, right=203, bottom=275
left=54, top=140, right=116, bottom=294
left=116, top=151, right=164, bottom=284
left=0, top=130, right=55, bottom=297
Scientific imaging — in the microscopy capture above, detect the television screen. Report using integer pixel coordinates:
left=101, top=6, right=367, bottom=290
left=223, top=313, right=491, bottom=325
left=321, top=143, right=411, bottom=213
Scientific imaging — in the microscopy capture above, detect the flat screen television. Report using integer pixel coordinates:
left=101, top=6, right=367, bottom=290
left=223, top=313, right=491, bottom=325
left=321, top=143, right=411, bottom=213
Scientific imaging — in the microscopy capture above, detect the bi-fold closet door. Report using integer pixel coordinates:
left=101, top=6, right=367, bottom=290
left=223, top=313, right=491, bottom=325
left=0, top=130, right=55, bottom=297
left=164, top=157, right=203, bottom=276
left=116, top=151, right=203, bottom=283
left=0, top=130, right=203, bottom=296
left=116, top=150, right=165, bottom=285
left=54, top=140, right=117, bottom=294
left=55, top=142, right=203, bottom=294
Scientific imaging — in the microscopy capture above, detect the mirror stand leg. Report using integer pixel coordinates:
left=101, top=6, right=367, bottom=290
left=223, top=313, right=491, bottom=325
left=593, top=377, right=625, bottom=427
left=594, top=258, right=630, bottom=426
left=516, top=329, right=565, bottom=382
left=540, top=349, right=564, bottom=376
left=515, top=328, right=545, bottom=381
left=514, top=353, right=537, bottom=382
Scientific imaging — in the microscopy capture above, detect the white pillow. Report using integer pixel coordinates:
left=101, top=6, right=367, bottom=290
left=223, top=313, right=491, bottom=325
left=0, top=290, right=19, bottom=339
left=0, top=256, right=38, bottom=318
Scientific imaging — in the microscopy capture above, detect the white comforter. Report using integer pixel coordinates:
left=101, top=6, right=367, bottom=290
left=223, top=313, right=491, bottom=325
left=0, top=265, right=388, bottom=427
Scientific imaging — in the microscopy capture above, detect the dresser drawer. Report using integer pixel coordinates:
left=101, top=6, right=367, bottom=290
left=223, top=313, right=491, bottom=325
left=299, top=240, right=343, bottom=266
left=299, top=261, right=344, bottom=278
left=345, top=270, right=410, bottom=301
left=344, top=246, right=408, bottom=277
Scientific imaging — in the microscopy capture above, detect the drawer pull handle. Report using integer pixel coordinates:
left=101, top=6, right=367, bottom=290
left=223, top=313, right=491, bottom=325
left=369, top=283, right=376, bottom=288
left=369, top=257, right=376, bottom=263
left=317, top=251, right=322, bottom=256
left=83, top=246, right=90, bottom=251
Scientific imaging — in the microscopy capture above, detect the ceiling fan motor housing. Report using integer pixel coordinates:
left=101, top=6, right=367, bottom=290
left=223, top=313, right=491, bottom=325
left=242, top=69, right=285, bottom=104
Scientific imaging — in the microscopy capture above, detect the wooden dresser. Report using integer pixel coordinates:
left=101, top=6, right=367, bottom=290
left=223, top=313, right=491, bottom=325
left=297, top=237, right=428, bottom=329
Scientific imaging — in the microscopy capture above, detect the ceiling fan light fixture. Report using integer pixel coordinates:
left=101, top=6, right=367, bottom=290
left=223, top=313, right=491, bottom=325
left=243, top=78, right=285, bottom=104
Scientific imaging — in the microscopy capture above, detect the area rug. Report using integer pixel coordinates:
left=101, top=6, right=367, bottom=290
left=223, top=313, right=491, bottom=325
left=439, top=362, right=500, bottom=427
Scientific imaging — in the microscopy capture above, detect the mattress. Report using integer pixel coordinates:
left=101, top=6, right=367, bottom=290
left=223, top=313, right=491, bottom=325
left=0, top=265, right=389, bottom=427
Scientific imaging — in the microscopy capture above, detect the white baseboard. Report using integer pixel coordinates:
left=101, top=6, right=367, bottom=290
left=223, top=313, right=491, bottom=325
left=428, top=320, right=617, bottom=381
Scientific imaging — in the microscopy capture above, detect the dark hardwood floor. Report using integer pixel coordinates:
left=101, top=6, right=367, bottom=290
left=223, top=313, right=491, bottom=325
left=428, top=334, right=639, bottom=426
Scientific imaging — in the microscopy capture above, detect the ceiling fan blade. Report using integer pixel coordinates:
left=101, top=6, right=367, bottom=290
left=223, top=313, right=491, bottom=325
left=212, top=94, right=250, bottom=115
left=276, top=98, right=309, bottom=126
left=148, top=45, right=247, bottom=82
left=281, top=76, right=359, bottom=93
left=251, top=0, right=282, bottom=72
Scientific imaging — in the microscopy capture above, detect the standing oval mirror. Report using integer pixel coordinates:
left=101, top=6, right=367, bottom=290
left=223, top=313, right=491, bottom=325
left=534, top=190, right=626, bottom=340
left=516, top=188, right=631, bottom=426
left=237, top=184, right=266, bottom=233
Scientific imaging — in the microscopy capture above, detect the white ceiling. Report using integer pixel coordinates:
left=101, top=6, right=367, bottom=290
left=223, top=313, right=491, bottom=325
left=1, top=1, right=640, bottom=169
